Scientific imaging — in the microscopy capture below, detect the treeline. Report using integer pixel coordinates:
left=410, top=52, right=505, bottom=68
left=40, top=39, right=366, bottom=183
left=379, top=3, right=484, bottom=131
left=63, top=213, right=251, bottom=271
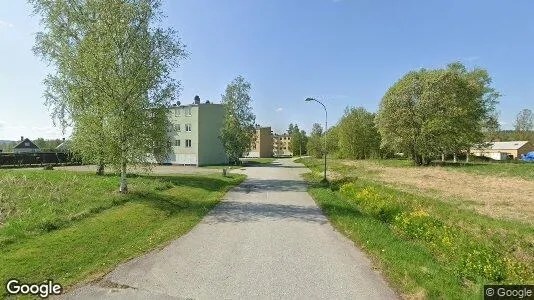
left=0, top=138, right=64, bottom=153
left=302, top=62, right=533, bottom=165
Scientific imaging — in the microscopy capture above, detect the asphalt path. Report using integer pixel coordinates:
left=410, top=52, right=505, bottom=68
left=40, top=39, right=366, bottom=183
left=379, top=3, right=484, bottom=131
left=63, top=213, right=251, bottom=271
left=63, top=158, right=396, bottom=299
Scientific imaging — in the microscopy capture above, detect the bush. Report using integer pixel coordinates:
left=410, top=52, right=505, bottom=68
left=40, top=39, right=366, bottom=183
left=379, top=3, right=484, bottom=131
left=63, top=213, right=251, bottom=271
left=340, top=184, right=402, bottom=223
left=392, top=209, right=443, bottom=242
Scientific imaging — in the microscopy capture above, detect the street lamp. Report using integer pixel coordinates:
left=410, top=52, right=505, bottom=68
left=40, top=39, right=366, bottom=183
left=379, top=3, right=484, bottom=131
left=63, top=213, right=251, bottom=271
left=305, top=97, right=328, bottom=182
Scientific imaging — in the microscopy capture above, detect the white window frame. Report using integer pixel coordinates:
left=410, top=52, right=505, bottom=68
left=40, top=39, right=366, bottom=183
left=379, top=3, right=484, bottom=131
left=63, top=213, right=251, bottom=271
left=176, top=124, right=181, bottom=132
left=185, top=124, right=192, bottom=132
left=175, top=139, right=180, bottom=146
left=185, top=139, right=192, bottom=148
left=185, top=107, right=192, bottom=116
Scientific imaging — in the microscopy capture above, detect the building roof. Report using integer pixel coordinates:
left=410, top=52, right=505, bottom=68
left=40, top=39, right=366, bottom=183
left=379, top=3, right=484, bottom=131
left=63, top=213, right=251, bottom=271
left=475, top=141, right=530, bottom=150
left=13, top=138, right=40, bottom=149
left=56, top=140, right=71, bottom=151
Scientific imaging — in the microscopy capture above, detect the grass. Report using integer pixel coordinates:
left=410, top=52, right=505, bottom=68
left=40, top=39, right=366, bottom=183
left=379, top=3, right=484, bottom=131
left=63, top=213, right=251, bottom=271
left=202, top=157, right=276, bottom=169
left=297, top=157, right=534, bottom=299
left=0, top=169, right=245, bottom=296
left=437, top=160, right=534, bottom=180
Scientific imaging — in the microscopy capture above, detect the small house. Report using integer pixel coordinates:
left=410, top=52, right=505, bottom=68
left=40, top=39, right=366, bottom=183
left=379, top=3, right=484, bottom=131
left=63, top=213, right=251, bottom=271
left=13, top=137, right=41, bottom=154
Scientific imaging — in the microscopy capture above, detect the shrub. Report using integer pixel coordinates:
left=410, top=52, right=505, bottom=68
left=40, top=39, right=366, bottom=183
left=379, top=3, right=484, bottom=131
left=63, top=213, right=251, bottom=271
left=392, top=209, right=443, bottom=242
left=456, top=246, right=506, bottom=282
left=340, top=184, right=402, bottom=223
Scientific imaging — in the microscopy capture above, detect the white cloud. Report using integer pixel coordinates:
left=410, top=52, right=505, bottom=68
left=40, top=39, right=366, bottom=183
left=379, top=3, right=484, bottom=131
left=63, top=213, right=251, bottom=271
left=275, top=107, right=283, bottom=112
left=0, top=20, right=14, bottom=29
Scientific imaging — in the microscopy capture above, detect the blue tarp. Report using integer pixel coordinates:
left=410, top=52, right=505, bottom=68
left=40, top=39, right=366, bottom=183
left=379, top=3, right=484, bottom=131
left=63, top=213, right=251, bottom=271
left=522, top=151, right=534, bottom=162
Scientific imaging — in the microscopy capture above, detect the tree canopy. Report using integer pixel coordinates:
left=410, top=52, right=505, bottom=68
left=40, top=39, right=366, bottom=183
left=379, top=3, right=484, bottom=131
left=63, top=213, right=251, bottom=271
left=375, top=62, right=499, bottom=165
left=30, top=0, right=187, bottom=191
left=220, top=76, right=256, bottom=164
left=287, top=123, right=307, bottom=156
left=337, top=107, right=382, bottom=159
left=514, top=109, right=534, bottom=140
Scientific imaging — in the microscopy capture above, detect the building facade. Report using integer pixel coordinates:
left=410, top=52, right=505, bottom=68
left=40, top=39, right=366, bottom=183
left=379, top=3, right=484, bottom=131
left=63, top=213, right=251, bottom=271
left=164, top=99, right=228, bottom=166
left=471, top=141, right=534, bottom=160
left=273, top=134, right=292, bottom=157
left=246, top=126, right=274, bottom=158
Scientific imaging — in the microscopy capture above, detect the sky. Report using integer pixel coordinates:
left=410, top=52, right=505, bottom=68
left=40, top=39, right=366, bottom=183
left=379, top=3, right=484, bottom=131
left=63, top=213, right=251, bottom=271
left=1, top=0, right=533, bottom=140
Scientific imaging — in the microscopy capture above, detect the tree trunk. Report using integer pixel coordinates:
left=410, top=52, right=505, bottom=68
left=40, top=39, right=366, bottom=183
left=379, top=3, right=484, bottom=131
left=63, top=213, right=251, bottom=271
left=119, top=161, right=128, bottom=193
left=453, top=153, right=457, bottom=163
left=466, top=149, right=470, bottom=163
left=96, top=163, right=104, bottom=175
left=441, top=153, right=445, bottom=162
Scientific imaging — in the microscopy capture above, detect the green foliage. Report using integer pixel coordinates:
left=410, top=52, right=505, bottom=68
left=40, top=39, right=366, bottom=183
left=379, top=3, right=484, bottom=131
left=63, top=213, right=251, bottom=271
left=0, top=169, right=245, bottom=296
left=514, top=109, right=534, bottom=140
left=307, top=123, right=324, bottom=158
left=337, top=107, right=382, bottom=159
left=30, top=0, right=187, bottom=189
left=287, top=124, right=308, bottom=156
left=220, top=76, right=256, bottom=164
left=33, top=138, right=63, bottom=151
left=376, top=62, right=499, bottom=165
left=337, top=181, right=532, bottom=284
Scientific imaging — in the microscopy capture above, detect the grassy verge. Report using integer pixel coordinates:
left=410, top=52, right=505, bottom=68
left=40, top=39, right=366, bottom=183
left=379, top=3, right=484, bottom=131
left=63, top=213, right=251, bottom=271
left=0, top=170, right=245, bottom=296
left=297, top=158, right=534, bottom=298
left=438, top=160, right=534, bottom=180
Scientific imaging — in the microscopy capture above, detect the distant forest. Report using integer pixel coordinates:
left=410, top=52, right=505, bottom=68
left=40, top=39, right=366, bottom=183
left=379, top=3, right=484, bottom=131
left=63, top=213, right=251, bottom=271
left=492, top=130, right=534, bottom=144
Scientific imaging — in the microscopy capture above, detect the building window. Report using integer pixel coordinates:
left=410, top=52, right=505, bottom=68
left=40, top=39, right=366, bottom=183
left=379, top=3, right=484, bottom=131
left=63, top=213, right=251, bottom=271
left=174, top=108, right=179, bottom=117
left=185, top=139, right=192, bottom=148
left=175, top=139, right=180, bottom=146
left=176, top=124, right=181, bottom=132
left=185, top=124, right=192, bottom=132
left=185, top=107, right=192, bottom=116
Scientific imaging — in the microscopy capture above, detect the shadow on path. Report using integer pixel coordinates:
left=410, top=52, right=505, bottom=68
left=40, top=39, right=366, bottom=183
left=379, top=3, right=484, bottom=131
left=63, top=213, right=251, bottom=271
left=206, top=201, right=328, bottom=224
left=234, top=179, right=308, bottom=193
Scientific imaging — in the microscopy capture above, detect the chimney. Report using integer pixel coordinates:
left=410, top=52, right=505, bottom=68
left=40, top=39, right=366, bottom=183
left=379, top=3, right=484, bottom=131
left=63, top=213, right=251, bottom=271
left=21, top=136, right=24, bottom=141
left=194, top=95, right=201, bottom=104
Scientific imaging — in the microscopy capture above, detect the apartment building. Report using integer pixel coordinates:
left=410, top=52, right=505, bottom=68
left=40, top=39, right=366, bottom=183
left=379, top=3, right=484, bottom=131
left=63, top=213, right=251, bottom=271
left=164, top=96, right=228, bottom=166
left=246, top=126, right=274, bottom=158
left=273, top=133, right=292, bottom=157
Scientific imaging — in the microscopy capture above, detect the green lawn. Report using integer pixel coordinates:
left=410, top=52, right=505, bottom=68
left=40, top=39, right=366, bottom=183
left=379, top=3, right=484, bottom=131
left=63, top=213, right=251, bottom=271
left=298, top=156, right=534, bottom=181
left=297, top=158, right=534, bottom=299
left=0, top=170, right=245, bottom=296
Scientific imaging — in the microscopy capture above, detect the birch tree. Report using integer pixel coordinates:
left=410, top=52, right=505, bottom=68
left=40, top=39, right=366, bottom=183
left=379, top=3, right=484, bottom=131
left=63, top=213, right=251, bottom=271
left=514, top=109, right=534, bottom=140
left=220, top=76, right=256, bottom=164
left=30, top=0, right=187, bottom=192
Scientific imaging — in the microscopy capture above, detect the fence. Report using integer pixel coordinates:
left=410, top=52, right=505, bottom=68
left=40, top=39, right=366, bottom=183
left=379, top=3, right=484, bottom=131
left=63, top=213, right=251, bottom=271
left=0, top=152, right=81, bottom=168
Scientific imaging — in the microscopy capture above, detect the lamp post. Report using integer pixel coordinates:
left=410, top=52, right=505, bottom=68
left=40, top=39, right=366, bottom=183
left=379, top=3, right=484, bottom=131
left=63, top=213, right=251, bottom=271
left=305, top=97, right=328, bottom=182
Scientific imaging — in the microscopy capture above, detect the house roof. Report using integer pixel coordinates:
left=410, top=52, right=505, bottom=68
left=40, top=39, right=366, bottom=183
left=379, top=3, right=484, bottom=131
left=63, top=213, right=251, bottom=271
left=56, top=140, right=71, bottom=150
left=13, top=138, right=40, bottom=149
left=475, top=141, right=530, bottom=150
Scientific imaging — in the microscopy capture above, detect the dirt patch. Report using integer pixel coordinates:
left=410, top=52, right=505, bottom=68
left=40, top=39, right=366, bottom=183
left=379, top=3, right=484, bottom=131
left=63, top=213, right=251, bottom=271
left=342, top=161, right=534, bottom=225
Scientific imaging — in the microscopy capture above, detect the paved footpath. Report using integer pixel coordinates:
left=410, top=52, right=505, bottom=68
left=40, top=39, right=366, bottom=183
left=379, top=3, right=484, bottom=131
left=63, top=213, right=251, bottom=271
left=64, top=159, right=396, bottom=299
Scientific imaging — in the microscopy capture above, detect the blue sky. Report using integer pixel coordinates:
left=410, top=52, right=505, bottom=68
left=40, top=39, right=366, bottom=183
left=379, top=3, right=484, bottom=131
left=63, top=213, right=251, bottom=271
left=1, top=0, right=533, bottom=140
